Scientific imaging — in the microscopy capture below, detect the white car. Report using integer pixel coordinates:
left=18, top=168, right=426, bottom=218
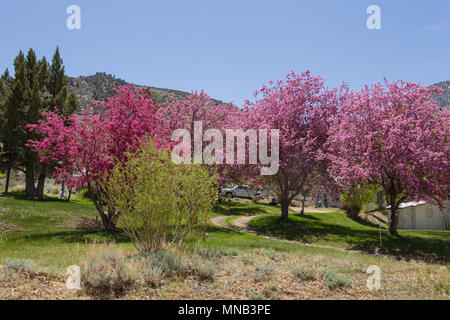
left=221, top=185, right=265, bottom=199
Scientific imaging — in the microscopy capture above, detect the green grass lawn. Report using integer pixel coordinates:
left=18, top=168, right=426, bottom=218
left=0, top=193, right=337, bottom=268
left=249, top=211, right=450, bottom=261
left=2, top=193, right=450, bottom=300
left=1, top=192, right=449, bottom=269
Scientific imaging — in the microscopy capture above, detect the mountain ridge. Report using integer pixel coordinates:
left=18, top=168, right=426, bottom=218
left=67, top=72, right=192, bottom=112
left=67, top=72, right=450, bottom=112
left=430, top=80, right=450, bottom=107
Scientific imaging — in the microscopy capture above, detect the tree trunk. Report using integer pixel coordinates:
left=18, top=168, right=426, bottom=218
left=280, top=199, right=289, bottom=222
left=4, top=167, right=11, bottom=193
left=36, top=170, right=46, bottom=199
left=389, top=206, right=399, bottom=235
left=300, top=193, right=306, bottom=215
left=88, top=184, right=116, bottom=230
left=25, top=171, right=36, bottom=196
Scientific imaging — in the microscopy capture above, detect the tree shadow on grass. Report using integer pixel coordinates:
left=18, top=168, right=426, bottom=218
left=292, top=214, right=320, bottom=221
left=249, top=215, right=450, bottom=264
left=12, top=229, right=130, bottom=244
left=214, top=201, right=273, bottom=216
left=347, top=215, right=384, bottom=229
left=206, top=223, right=236, bottom=235
left=0, top=191, right=66, bottom=203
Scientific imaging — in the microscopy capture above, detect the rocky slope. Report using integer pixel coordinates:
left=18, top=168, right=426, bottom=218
left=67, top=72, right=191, bottom=112
left=431, top=80, right=450, bottom=107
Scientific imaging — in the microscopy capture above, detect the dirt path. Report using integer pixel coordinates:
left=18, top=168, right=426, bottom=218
left=290, top=206, right=337, bottom=214
left=210, top=214, right=360, bottom=254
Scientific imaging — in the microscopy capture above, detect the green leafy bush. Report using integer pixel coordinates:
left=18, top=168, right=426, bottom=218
left=104, top=140, right=218, bottom=252
left=341, top=184, right=379, bottom=218
left=76, top=188, right=92, bottom=200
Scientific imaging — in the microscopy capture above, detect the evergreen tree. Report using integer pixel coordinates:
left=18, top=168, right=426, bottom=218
left=0, top=47, right=78, bottom=196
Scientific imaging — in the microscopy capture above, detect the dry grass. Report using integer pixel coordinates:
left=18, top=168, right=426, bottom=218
left=59, top=217, right=103, bottom=230
left=1, top=249, right=448, bottom=300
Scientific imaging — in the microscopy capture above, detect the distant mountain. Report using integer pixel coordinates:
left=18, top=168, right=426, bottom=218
left=67, top=72, right=191, bottom=112
left=431, top=80, right=450, bottom=107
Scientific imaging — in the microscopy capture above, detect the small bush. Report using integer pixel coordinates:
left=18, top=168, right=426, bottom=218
left=80, top=245, right=134, bottom=296
left=434, top=281, right=450, bottom=294
left=140, top=250, right=217, bottom=283
left=193, top=246, right=238, bottom=258
left=246, top=288, right=265, bottom=300
left=4, top=258, right=59, bottom=278
left=293, top=267, right=315, bottom=281
left=320, top=270, right=351, bottom=289
left=76, top=188, right=92, bottom=199
left=4, top=258, right=37, bottom=273
left=104, top=141, right=218, bottom=253
left=141, top=264, right=164, bottom=289
left=194, top=260, right=216, bottom=282
left=254, top=264, right=275, bottom=282
left=253, top=248, right=285, bottom=261
left=240, top=255, right=255, bottom=265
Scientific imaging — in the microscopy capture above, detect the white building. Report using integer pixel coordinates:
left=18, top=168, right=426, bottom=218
left=385, top=201, right=450, bottom=230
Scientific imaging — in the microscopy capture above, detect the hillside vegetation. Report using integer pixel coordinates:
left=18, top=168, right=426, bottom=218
left=67, top=72, right=191, bottom=112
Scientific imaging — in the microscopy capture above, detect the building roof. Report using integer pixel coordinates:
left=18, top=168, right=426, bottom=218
left=386, top=201, right=427, bottom=209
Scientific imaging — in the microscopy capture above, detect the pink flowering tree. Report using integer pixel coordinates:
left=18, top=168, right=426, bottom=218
left=29, top=86, right=167, bottom=230
left=245, top=71, right=340, bottom=222
left=158, top=90, right=242, bottom=184
left=328, top=80, right=450, bottom=234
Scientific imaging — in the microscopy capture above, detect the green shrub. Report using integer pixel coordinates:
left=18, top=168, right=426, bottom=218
left=240, top=255, right=255, bottom=265
left=141, top=264, right=164, bottom=288
left=140, top=250, right=217, bottom=283
left=4, top=258, right=37, bottom=273
left=194, top=260, right=216, bottom=282
left=193, top=246, right=238, bottom=258
left=80, top=245, right=134, bottom=296
left=246, top=288, right=265, bottom=300
left=254, top=264, right=275, bottom=282
left=293, top=267, right=315, bottom=281
left=434, top=281, right=450, bottom=294
left=141, top=250, right=190, bottom=278
left=104, top=140, right=218, bottom=253
left=4, top=258, right=59, bottom=278
left=341, top=184, right=379, bottom=218
left=76, top=188, right=92, bottom=199
left=320, top=270, right=351, bottom=289
left=253, top=248, right=285, bottom=261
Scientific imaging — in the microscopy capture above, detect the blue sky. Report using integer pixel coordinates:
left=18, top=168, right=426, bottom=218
left=0, top=0, right=449, bottom=105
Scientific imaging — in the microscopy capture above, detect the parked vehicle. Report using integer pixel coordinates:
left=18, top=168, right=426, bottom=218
left=221, top=185, right=265, bottom=199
